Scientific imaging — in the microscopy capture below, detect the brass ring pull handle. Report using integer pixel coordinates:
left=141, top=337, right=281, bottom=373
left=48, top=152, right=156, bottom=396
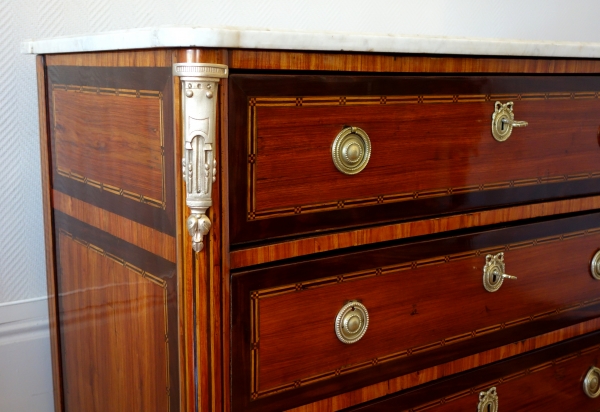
left=590, top=250, right=600, bottom=280
left=483, top=252, right=516, bottom=292
left=332, top=126, right=371, bottom=175
left=492, top=101, right=528, bottom=142
left=583, top=366, right=600, bottom=398
left=477, top=387, right=498, bottom=412
left=335, top=301, right=369, bottom=344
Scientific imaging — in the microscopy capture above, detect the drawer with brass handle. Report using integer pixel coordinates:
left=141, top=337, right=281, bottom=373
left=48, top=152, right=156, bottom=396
left=229, top=74, right=600, bottom=244
left=231, top=212, right=600, bottom=411
left=345, top=330, right=600, bottom=411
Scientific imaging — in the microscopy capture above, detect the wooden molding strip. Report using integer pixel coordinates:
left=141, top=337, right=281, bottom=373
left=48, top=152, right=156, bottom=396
left=231, top=195, right=600, bottom=268
left=230, top=50, right=600, bottom=73
left=45, top=50, right=173, bottom=67
left=53, top=190, right=176, bottom=262
left=286, top=317, right=600, bottom=412
left=43, top=48, right=600, bottom=74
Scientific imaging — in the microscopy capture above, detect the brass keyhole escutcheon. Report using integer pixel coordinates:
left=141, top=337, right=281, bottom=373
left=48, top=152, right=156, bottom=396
left=491, top=101, right=528, bottom=142
left=483, top=252, right=516, bottom=292
left=590, top=250, right=600, bottom=280
left=332, top=126, right=371, bottom=175
left=584, top=366, right=600, bottom=398
left=335, top=301, right=369, bottom=344
left=477, top=387, right=498, bottom=412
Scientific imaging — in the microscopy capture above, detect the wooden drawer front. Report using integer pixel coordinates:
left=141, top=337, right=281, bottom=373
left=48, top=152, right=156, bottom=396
left=232, top=212, right=600, bottom=411
left=347, top=331, right=600, bottom=411
left=229, top=75, right=600, bottom=244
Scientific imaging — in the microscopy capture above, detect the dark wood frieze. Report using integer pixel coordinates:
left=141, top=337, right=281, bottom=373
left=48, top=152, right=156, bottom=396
left=229, top=49, right=600, bottom=73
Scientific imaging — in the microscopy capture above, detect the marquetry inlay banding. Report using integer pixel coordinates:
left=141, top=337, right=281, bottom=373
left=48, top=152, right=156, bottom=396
left=287, top=319, right=600, bottom=412
left=232, top=195, right=600, bottom=268
left=249, top=226, right=600, bottom=398
left=401, top=344, right=600, bottom=412
left=59, top=229, right=166, bottom=287
left=246, top=92, right=600, bottom=221
left=53, top=191, right=176, bottom=262
left=52, top=84, right=166, bottom=209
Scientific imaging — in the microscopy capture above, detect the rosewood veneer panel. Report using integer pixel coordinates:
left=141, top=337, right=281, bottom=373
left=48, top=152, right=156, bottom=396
left=47, top=66, right=176, bottom=235
left=232, top=212, right=600, bottom=411
left=229, top=74, right=600, bottom=245
left=257, top=232, right=600, bottom=391
left=345, top=332, right=600, bottom=411
left=253, top=100, right=600, bottom=211
left=230, top=195, right=600, bottom=268
left=229, top=50, right=600, bottom=73
left=289, top=318, right=600, bottom=411
left=53, top=88, right=164, bottom=202
left=54, top=212, right=179, bottom=412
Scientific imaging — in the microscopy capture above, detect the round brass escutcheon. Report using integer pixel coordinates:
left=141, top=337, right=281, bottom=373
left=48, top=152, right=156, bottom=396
left=583, top=366, right=600, bottom=398
left=590, top=250, right=600, bottom=280
left=335, top=301, right=369, bottom=344
left=332, top=127, right=371, bottom=175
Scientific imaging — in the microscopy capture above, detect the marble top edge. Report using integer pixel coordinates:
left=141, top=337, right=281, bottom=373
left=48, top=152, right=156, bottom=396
left=20, top=26, right=600, bottom=58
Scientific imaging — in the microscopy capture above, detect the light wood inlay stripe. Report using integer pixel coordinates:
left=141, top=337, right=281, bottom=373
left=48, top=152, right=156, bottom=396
left=53, top=190, right=176, bottom=262
left=286, top=317, right=600, bottom=412
left=231, top=195, right=600, bottom=268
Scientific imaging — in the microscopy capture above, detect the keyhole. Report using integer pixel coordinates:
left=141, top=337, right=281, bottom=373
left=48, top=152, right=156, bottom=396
left=487, top=404, right=491, bottom=412
left=500, top=119, right=505, bottom=131
left=492, top=268, right=498, bottom=283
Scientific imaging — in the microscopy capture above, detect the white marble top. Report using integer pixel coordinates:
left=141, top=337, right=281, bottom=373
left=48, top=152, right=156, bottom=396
left=21, top=26, right=600, bottom=58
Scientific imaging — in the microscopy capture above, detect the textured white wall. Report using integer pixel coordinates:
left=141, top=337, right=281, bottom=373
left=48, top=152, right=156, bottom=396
left=3, top=0, right=600, bottom=304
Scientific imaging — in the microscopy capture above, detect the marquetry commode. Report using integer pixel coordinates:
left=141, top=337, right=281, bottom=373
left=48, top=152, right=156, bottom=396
left=23, top=28, right=600, bottom=411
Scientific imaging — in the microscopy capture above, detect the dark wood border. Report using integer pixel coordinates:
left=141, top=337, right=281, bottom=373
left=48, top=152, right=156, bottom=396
left=228, top=74, right=600, bottom=246
left=342, top=330, right=600, bottom=411
left=53, top=211, right=179, bottom=412
left=37, top=55, right=65, bottom=412
left=231, top=211, right=600, bottom=411
left=47, top=66, right=176, bottom=236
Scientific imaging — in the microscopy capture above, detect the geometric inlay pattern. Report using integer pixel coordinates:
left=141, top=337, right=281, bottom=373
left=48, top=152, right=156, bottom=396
left=247, top=91, right=600, bottom=220
left=53, top=84, right=166, bottom=209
